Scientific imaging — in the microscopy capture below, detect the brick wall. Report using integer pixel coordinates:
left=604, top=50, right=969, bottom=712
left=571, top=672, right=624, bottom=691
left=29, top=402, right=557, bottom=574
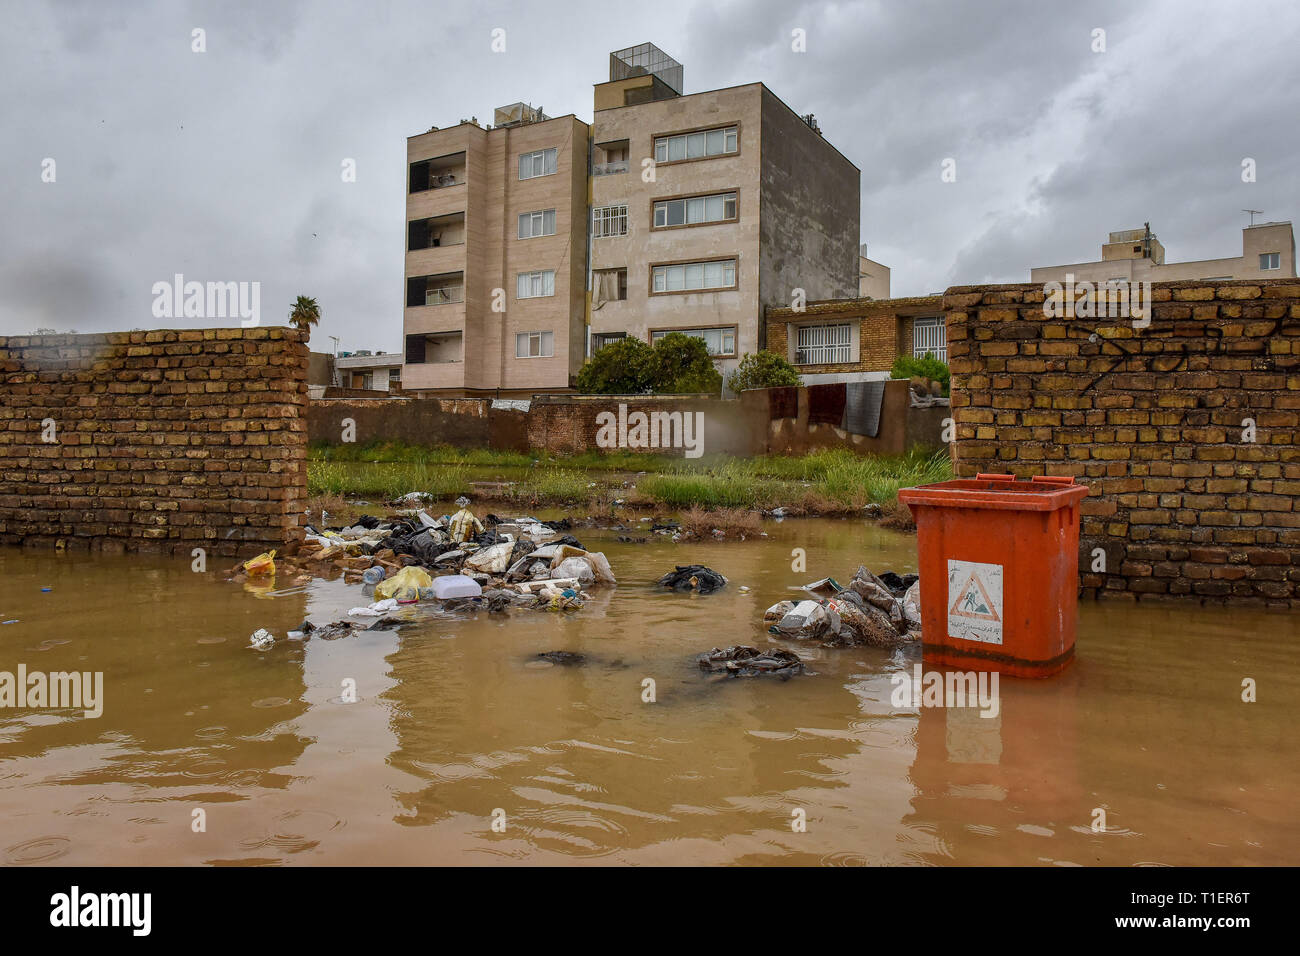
left=0, top=328, right=308, bottom=557
left=945, top=279, right=1300, bottom=605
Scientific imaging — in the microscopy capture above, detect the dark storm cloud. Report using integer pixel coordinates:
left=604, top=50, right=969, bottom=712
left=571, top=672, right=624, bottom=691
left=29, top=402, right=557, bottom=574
left=3, top=0, right=1297, bottom=345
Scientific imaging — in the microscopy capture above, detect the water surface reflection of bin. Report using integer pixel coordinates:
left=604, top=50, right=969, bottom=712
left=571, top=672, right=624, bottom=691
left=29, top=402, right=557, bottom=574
left=898, top=474, right=1089, bottom=678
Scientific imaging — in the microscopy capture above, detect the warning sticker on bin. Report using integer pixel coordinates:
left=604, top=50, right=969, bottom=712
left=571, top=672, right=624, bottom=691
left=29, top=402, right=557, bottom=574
left=947, top=560, right=1004, bottom=645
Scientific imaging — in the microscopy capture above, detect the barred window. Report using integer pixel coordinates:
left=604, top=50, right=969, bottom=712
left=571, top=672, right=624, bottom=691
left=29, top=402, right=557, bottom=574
left=912, top=316, right=946, bottom=361
left=592, top=204, right=628, bottom=238
left=796, top=324, right=851, bottom=365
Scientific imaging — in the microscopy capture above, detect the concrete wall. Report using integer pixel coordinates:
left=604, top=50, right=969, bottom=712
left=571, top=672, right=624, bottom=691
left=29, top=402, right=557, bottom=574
left=307, top=397, right=529, bottom=452
left=758, top=86, right=860, bottom=333
left=744, top=379, right=948, bottom=456
left=945, top=278, right=1300, bottom=606
left=0, top=328, right=308, bottom=557
left=526, top=394, right=760, bottom=458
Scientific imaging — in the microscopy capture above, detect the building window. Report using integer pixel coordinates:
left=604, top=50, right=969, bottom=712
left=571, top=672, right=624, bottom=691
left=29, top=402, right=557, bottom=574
left=518, top=209, right=556, bottom=239
left=516, top=270, right=555, bottom=299
left=1261, top=252, right=1281, bottom=271
left=651, top=327, right=736, bottom=357
left=518, top=148, right=558, bottom=179
left=651, top=258, right=737, bottom=293
left=913, top=316, right=947, bottom=361
left=516, top=331, right=554, bottom=358
left=388, top=367, right=401, bottom=382
left=796, top=324, right=851, bottom=365
left=591, top=332, right=627, bottom=352
left=653, top=192, right=737, bottom=229
left=654, top=126, right=738, bottom=163
left=592, top=204, right=628, bottom=238
left=592, top=268, right=627, bottom=307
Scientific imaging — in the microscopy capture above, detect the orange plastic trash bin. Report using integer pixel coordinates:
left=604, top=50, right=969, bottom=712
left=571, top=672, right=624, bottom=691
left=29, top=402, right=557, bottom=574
left=897, top=474, right=1089, bottom=678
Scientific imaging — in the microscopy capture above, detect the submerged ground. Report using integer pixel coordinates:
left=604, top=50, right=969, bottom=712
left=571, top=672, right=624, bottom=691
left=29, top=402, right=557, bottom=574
left=0, top=514, right=1296, bottom=866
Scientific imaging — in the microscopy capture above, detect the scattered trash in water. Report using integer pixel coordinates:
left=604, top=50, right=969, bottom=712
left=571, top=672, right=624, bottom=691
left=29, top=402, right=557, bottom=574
left=40, top=588, right=52, bottom=593
left=698, top=645, right=804, bottom=679
left=768, top=566, right=920, bottom=648
left=248, top=629, right=274, bottom=650
left=536, top=651, right=586, bottom=666
left=243, top=551, right=276, bottom=576
left=658, top=565, right=727, bottom=594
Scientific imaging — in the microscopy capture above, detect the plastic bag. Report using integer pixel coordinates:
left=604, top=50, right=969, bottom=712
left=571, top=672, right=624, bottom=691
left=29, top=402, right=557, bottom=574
left=374, top=565, right=432, bottom=601
left=243, top=550, right=276, bottom=575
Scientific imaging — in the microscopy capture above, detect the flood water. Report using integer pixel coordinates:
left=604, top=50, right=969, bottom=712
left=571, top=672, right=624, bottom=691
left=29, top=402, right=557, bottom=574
left=1, top=517, right=1297, bottom=866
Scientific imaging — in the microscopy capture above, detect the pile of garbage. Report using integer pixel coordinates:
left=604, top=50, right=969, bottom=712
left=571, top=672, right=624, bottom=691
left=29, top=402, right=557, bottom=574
left=698, top=645, right=804, bottom=679
left=238, top=499, right=618, bottom=647
left=764, top=565, right=921, bottom=648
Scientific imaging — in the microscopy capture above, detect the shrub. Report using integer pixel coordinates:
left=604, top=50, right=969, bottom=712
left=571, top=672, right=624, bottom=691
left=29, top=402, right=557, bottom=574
left=891, top=353, right=950, bottom=396
left=649, top=332, right=723, bottom=393
left=725, top=351, right=802, bottom=392
left=575, top=337, right=656, bottom=394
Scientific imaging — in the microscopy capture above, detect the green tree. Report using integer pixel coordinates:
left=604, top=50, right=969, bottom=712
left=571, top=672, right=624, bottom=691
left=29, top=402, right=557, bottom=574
left=288, top=295, right=321, bottom=336
left=891, top=353, right=950, bottom=396
left=726, top=351, right=803, bottom=392
left=649, top=332, right=723, bottom=393
left=575, top=337, right=656, bottom=393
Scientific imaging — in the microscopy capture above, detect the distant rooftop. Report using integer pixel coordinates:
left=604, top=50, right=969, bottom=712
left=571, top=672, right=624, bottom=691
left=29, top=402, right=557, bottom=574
left=609, top=42, right=683, bottom=94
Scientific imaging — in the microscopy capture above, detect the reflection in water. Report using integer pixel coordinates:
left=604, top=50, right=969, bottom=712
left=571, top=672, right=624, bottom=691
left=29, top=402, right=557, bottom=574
left=0, top=519, right=1296, bottom=865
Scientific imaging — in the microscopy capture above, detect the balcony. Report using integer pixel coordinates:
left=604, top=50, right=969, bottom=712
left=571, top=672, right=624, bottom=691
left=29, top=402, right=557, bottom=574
left=407, top=213, right=467, bottom=276
left=403, top=331, right=465, bottom=390
left=407, top=272, right=464, bottom=308
left=593, top=139, right=629, bottom=177
left=409, top=152, right=466, bottom=193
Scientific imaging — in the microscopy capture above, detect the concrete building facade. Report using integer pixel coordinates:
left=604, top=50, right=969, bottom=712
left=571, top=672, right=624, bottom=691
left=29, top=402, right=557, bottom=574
left=1031, top=221, right=1296, bottom=285
left=401, top=43, right=860, bottom=396
left=403, top=110, right=589, bottom=396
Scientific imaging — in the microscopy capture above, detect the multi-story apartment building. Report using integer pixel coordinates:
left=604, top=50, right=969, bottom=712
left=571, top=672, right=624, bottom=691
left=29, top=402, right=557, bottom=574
left=586, top=45, right=859, bottom=386
left=401, top=44, right=860, bottom=396
left=403, top=106, right=588, bottom=396
left=1031, top=220, right=1296, bottom=284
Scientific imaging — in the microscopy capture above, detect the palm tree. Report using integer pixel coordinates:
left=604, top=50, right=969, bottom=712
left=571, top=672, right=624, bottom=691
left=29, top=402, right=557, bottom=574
left=288, top=295, right=321, bottom=336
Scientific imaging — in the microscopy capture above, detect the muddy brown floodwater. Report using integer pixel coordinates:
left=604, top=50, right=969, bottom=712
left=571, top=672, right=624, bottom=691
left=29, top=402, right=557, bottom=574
left=0, top=516, right=1297, bottom=866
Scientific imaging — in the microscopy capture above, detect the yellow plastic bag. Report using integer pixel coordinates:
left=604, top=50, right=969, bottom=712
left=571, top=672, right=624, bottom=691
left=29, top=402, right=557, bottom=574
left=243, top=550, right=277, bottom=575
left=375, top=565, right=432, bottom=601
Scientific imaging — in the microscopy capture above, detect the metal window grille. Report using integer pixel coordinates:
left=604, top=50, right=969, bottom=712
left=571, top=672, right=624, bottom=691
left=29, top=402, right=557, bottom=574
left=912, top=317, right=946, bottom=361
left=593, top=205, right=628, bottom=238
left=796, top=324, right=851, bottom=364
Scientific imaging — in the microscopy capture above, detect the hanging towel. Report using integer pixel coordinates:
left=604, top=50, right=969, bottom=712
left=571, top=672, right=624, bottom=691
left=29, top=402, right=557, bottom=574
left=807, top=383, right=847, bottom=425
left=842, top=380, right=886, bottom=437
left=768, top=386, right=798, bottom=420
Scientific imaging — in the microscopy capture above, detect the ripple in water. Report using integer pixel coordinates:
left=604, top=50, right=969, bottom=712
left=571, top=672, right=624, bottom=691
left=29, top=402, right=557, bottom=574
left=240, top=809, right=345, bottom=855
left=5, top=835, right=71, bottom=865
left=251, top=697, right=291, bottom=709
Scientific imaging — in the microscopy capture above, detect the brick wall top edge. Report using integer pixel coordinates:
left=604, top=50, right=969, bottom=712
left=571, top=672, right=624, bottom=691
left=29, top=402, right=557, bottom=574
left=942, top=278, right=1300, bottom=294
left=0, top=327, right=310, bottom=348
left=768, top=295, right=943, bottom=318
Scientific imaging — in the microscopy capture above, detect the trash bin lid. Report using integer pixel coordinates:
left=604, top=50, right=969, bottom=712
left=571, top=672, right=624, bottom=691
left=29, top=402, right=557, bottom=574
left=898, top=473, right=1089, bottom=512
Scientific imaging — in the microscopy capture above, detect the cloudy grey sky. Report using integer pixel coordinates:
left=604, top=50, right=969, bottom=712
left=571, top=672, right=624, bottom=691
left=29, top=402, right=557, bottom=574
left=4, top=0, right=1298, bottom=351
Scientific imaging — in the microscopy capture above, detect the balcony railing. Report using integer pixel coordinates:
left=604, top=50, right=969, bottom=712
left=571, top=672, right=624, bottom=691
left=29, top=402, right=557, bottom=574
left=593, top=160, right=628, bottom=176
left=424, top=287, right=463, bottom=306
